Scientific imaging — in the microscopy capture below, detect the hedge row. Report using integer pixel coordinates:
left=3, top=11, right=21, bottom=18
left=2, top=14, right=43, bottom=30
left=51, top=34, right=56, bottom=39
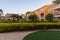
left=0, top=21, right=59, bottom=23
left=0, top=23, right=60, bottom=32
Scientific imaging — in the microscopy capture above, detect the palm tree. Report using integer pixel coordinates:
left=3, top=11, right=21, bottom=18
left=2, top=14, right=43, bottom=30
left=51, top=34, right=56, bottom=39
left=10, top=14, right=18, bottom=22
left=28, top=14, right=39, bottom=22
left=12, top=14, right=22, bottom=21
left=17, top=15, right=22, bottom=21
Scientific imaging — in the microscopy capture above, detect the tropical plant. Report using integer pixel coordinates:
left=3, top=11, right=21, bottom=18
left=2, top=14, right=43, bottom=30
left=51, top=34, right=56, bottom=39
left=17, top=15, right=22, bottom=21
left=28, top=14, right=39, bottom=22
left=10, top=14, right=18, bottom=22
left=45, top=13, right=53, bottom=21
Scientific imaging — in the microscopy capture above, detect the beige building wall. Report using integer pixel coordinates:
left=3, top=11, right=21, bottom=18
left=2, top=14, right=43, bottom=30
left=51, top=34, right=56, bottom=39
left=26, top=4, right=55, bottom=21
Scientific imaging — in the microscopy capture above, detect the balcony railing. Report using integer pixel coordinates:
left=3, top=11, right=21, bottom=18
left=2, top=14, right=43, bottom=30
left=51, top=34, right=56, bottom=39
left=50, top=3, right=60, bottom=10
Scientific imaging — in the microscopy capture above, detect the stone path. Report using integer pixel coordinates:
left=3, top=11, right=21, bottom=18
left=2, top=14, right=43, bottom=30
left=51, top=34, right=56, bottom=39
left=0, top=31, right=37, bottom=40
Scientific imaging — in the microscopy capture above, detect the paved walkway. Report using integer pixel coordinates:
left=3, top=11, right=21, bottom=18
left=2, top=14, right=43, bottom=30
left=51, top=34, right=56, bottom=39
left=0, top=31, right=37, bottom=40
left=0, top=29, right=59, bottom=40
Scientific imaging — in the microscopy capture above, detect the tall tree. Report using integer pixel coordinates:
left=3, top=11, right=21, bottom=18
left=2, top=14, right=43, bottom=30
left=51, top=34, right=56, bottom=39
left=28, top=14, right=39, bottom=22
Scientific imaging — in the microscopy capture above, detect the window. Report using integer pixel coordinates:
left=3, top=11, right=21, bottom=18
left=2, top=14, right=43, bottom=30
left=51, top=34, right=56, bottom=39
left=41, top=13, right=44, bottom=17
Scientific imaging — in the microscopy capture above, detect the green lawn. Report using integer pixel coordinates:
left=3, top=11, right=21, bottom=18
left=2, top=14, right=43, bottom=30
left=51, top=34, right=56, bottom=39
left=23, top=31, right=60, bottom=40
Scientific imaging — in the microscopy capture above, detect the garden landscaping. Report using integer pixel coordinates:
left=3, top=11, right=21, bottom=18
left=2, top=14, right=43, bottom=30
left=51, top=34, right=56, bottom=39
left=0, top=22, right=60, bottom=40
left=0, top=22, right=60, bottom=32
left=23, top=31, right=60, bottom=40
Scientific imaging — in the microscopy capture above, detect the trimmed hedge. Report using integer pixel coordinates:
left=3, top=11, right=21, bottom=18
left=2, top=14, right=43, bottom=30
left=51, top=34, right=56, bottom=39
left=0, top=23, right=60, bottom=32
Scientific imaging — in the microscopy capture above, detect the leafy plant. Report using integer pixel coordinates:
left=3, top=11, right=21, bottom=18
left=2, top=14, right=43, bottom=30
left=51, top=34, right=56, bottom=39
left=45, top=13, right=53, bottom=22
left=28, top=14, right=39, bottom=22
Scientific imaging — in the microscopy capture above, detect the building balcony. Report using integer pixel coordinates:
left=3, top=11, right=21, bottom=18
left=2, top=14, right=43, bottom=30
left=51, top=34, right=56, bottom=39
left=53, top=0, right=60, bottom=4
left=50, top=3, right=60, bottom=10
left=54, top=15, right=60, bottom=17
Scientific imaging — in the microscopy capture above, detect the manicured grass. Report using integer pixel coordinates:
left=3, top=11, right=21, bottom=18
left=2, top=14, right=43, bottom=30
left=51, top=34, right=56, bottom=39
left=23, top=31, right=60, bottom=40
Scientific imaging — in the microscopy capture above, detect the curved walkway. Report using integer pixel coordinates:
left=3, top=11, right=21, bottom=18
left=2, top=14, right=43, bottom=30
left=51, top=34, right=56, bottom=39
left=0, top=31, right=37, bottom=40
left=0, top=29, right=60, bottom=40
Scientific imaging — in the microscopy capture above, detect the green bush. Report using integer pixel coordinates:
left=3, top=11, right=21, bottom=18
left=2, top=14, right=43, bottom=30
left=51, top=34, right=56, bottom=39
left=0, top=23, right=60, bottom=32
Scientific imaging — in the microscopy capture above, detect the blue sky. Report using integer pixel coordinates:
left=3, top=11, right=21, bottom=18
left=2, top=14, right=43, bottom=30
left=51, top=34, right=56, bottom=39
left=0, top=0, right=53, bottom=15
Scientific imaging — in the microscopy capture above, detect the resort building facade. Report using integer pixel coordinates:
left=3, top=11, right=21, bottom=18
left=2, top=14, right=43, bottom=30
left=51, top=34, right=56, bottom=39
left=26, top=0, right=60, bottom=21
left=50, top=0, right=60, bottom=21
left=0, top=0, right=60, bottom=21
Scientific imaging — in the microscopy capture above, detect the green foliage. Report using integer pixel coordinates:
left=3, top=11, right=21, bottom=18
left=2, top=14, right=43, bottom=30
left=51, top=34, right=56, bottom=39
left=10, top=14, right=17, bottom=22
left=0, top=23, right=60, bottom=32
left=45, top=13, right=53, bottom=21
left=10, top=14, right=22, bottom=22
left=19, top=16, right=22, bottom=20
left=28, top=14, right=39, bottom=21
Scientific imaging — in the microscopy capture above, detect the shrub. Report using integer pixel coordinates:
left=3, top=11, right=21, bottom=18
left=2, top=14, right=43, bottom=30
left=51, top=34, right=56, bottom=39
left=45, top=13, right=53, bottom=22
left=0, top=23, right=60, bottom=32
